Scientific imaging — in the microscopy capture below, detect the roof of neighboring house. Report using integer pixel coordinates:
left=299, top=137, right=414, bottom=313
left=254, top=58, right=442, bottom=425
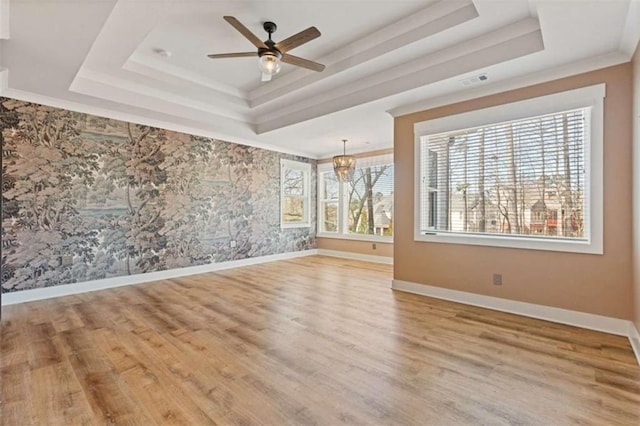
left=373, top=195, right=393, bottom=227
left=531, top=200, right=547, bottom=211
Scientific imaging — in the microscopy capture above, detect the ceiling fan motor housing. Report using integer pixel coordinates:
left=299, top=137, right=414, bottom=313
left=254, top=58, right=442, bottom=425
left=258, top=45, right=282, bottom=59
left=259, top=22, right=282, bottom=59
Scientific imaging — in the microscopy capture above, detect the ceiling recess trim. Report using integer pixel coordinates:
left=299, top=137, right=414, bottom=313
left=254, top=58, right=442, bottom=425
left=255, top=18, right=544, bottom=133
left=124, top=52, right=248, bottom=102
left=70, top=73, right=252, bottom=134
left=248, top=0, right=480, bottom=107
left=72, top=68, right=249, bottom=121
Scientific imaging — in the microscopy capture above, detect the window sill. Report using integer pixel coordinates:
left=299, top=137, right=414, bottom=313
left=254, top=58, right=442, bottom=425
left=317, top=233, right=393, bottom=243
left=414, top=232, right=602, bottom=255
left=281, top=223, right=311, bottom=229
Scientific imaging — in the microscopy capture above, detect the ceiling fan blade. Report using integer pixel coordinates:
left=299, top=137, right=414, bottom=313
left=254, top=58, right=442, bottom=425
left=275, top=26, right=321, bottom=53
left=207, top=52, right=257, bottom=59
left=261, top=72, right=272, bottom=82
left=223, top=16, right=267, bottom=49
left=281, top=54, right=325, bottom=72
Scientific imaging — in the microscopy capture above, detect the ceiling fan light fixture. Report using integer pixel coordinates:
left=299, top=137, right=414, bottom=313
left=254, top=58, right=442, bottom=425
left=259, top=53, right=281, bottom=76
left=333, top=139, right=356, bottom=182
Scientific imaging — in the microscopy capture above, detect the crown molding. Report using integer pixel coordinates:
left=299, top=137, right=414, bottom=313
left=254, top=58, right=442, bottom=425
left=619, top=0, right=640, bottom=57
left=387, top=50, right=628, bottom=118
left=0, top=86, right=318, bottom=159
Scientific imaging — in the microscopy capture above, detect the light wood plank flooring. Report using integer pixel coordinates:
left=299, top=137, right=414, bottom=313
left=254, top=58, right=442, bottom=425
left=1, top=255, right=639, bottom=425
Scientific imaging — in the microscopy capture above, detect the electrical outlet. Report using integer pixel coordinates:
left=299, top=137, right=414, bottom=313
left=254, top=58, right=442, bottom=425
left=372, top=243, right=377, bottom=250
left=493, top=273, right=502, bottom=286
left=230, top=240, right=237, bottom=248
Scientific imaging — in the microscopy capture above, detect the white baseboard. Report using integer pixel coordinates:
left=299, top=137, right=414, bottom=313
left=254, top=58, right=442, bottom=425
left=629, top=322, right=640, bottom=366
left=392, top=279, right=630, bottom=336
left=392, top=279, right=640, bottom=366
left=2, top=249, right=318, bottom=305
left=317, top=249, right=393, bottom=265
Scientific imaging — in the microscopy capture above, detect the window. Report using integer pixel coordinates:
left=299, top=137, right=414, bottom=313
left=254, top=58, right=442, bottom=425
left=414, top=84, right=604, bottom=254
left=318, top=171, right=339, bottom=233
left=427, top=150, right=438, bottom=228
left=281, top=159, right=311, bottom=228
left=318, top=154, right=393, bottom=241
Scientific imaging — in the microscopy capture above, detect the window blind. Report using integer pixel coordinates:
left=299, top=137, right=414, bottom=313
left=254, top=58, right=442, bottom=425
left=420, top=107, right=588, bottom=240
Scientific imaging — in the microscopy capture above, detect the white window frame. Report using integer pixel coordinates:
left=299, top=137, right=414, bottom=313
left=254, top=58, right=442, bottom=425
left=413, top=83, right=605, bottom=254
left=280, top=159, right=311, bottom=229
left=317, top=169, right=341, bottom=235
left=317, top=154, right=394, bottom=243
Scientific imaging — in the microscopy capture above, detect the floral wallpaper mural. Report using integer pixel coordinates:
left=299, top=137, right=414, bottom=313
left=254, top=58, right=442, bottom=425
left=0, top=98, right=316, bottom=293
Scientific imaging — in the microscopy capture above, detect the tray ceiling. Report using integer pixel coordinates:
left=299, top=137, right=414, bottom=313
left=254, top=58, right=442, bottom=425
left=0, top=0, right=638, bottom=157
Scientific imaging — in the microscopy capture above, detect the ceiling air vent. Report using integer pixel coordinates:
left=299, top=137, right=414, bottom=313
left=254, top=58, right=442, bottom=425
left=461, top=73, right=488, bottom=86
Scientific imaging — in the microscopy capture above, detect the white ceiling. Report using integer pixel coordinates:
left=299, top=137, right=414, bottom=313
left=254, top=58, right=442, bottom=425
left=0, top=0, right=638, bottom=158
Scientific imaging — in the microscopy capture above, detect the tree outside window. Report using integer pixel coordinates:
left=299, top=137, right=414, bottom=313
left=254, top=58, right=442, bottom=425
left=281, top=160, right=311, bottom=228
left=420, top=108, right=587, bottom=240
left=346, top=165, right=393, bottom=236
left=317, top=154, right=393, bottom=240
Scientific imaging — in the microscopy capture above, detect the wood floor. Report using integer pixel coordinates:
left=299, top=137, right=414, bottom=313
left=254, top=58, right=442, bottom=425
left=1, top=256, right=639, bottom=425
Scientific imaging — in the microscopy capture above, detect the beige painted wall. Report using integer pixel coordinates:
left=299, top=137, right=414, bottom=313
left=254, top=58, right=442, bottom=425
left=317, top=238, right=393, bottom=257
left=394, top=64, right=633, bottom=320
left=317, top=147, right=394, bottom=258
left=633, top=45, right=640, bottom=329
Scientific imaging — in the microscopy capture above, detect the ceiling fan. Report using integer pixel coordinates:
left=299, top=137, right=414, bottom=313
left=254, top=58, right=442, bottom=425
left=208, top=16, right=326, bottom=82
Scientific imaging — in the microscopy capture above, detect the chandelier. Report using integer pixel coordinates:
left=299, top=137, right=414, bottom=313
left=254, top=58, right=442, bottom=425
left=333, top=139, right=356, bottom=182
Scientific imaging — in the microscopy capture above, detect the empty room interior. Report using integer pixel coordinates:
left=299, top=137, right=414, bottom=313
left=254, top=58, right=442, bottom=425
left=2, top=0, right=640, bottom=424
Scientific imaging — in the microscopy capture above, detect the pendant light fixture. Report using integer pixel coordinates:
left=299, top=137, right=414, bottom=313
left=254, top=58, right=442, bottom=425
left=333, top=139, right=356, bottom=182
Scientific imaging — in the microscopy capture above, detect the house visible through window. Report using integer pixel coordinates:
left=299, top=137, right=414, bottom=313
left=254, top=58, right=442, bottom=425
left=414, top=84, right=604, bottom=254
left=422, top=108, right=587, bottom=239
left=318, top=154, right=393, bottom=240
